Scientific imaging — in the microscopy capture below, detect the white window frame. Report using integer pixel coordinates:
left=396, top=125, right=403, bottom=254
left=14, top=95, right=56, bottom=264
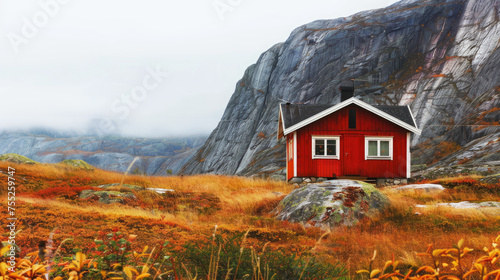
left=312, top=136, right=340, bottom=159
left=365, top=136, right=393, bottom=160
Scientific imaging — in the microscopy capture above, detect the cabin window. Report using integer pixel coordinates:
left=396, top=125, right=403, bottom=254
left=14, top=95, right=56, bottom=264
left=312, top=136, right=340, bottom=159
left=365, top=137, right=393, bottom=160
left=288, top=138, right=293, bottom=160
left=348, top=109, right=356, bottom=129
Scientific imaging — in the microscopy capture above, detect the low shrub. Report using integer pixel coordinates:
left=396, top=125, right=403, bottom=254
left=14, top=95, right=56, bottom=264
left=32, top=185, right=98, bottom=199
left=177, top=228, right=348, bottom=280
left=250, top=195, right=284, bottom=216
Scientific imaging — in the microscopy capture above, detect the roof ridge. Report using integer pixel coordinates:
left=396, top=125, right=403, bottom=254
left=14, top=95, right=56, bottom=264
left=279, top=98, right=421, bottom=136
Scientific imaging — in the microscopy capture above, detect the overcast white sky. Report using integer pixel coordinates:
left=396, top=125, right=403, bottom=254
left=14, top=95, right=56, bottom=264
left=0, top=0, right=400, bottom=137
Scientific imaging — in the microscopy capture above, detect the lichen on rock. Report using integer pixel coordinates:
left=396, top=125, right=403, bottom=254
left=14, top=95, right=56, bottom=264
left=79, top=183, right=146, bottom=204
left=275, top=180, right=389, bottom=227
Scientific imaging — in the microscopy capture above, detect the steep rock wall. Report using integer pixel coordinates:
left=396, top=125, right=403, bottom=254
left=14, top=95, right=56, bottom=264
left=182, top=0, right=500, bottom=176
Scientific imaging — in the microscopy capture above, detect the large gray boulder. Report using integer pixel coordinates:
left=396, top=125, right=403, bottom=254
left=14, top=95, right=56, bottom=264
left=275, top=180, right=389, bottom=227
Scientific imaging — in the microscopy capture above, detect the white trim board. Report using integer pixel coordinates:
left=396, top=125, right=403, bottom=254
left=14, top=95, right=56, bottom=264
left=277, top=105, right=286, bottom=140
left=293, top=132, right=297, bottom=177
left=407, top=132, right=411, bottom=178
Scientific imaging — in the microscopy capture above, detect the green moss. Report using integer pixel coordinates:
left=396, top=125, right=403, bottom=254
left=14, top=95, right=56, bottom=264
left=289, top=197, right=306, bottom=208
left=100, top=183, right=146, bottom=191
left=61, top=159, right=95, bottom=170
left=280, top=193, right=297, bottom=206
left=411, top=164, right=427, bottom=172
left=0, top=153, right=38, bottom=164
left=361, top=185, right=378, bottom=196
left=94, top=191, right=127, bottom=196
left=356, top=181, right=375, bottom=187
left=310, top=203, right=326, bottom=215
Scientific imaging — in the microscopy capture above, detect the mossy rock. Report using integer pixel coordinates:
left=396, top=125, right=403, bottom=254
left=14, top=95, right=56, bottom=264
left=79, top=183, right=148, bottom=204
left=0, top=153, right=38, bottom=164
left=276, top=180, right=389, bottom=227
left=98, top=183, right=146, bottom=191
left=411, top=164, right=428, bottom=172
left=61, top=159, right=95, bottom=171
left=79, top=190, right=136, bottom=204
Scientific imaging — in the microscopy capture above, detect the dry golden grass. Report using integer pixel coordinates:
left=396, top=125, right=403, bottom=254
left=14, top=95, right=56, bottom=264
left=428, top=174, right=483, bottom=183
left=2, top=160, right=499, bottom=276
left=18, top=196, right=178, bottom=221
left=416, top=203, right=500, bottom=219
left=383, top=182, right=500, bottom=204
left=0, top=161, right=293, bottom=216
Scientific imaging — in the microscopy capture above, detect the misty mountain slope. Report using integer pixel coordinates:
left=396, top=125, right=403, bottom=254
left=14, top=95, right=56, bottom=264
left=181, top=0, right=500, bottom=176
left=0, top=131, right=207, bottom=175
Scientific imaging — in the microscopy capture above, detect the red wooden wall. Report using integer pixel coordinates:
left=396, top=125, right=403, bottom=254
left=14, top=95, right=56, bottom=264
left=291, top=104, right=409, bottom=179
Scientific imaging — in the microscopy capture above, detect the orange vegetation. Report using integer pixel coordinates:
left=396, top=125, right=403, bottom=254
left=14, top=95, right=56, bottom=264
left=0, top=161, right=499, bottom=278
left=432, top=141, right=462, bottom=163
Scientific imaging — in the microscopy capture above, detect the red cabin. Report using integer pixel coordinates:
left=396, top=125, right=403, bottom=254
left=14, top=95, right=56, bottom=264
left=277, top=97, right=421, bottom=181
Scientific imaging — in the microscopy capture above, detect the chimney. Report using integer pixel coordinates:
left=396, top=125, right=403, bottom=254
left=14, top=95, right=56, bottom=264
left=339, top=81, right=354, bottom=102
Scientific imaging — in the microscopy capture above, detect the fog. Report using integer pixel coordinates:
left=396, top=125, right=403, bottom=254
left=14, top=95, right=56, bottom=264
left=0, top=0, right=399, bottom=137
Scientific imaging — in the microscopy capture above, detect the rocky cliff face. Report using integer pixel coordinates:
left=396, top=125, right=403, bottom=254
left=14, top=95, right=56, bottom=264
left=0, top=131, right=206, bottom=175
left=181, top=0, right=500, bottom=176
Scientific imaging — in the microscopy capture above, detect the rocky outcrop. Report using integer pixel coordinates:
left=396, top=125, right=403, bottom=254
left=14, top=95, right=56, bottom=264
left=413, top=132, right=500, bottom=177
left=0, top=153, right=38, bottom=165
left=80, top=189, right=136, bottom=204
left=481, top=173, right=500, bottom=184
left=395, top=184, right=445, bottom=193
left=61, top=159, right=95, bottom=171
left=417, top=201, right=500, bottom=209
left=0, top=132, right=206, bottom=175
left=275, top=180, right=389, bottom=227
left=181, top=0, right=500, bottom=176
left=79, top=183, right=147, bottom=204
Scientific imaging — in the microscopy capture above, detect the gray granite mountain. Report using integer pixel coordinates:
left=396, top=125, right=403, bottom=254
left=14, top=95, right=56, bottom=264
left=0, top=131, right=206, bottom=175
left=181, top=0, right=500, bottom=176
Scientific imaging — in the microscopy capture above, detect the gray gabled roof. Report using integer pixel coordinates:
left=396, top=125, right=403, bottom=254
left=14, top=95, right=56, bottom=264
left=280, top=104, right=331, bottom=130
left=370, top=105, right=417, bottom=128
left=278, top=97, right=420, bottom=138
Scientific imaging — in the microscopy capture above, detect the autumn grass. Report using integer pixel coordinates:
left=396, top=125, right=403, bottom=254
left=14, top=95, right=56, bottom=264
left=0, top=161, right=293, bottom=222
left=18, top=196, right=180, bottom=221
left=1, top=161, right=500, bottom=277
